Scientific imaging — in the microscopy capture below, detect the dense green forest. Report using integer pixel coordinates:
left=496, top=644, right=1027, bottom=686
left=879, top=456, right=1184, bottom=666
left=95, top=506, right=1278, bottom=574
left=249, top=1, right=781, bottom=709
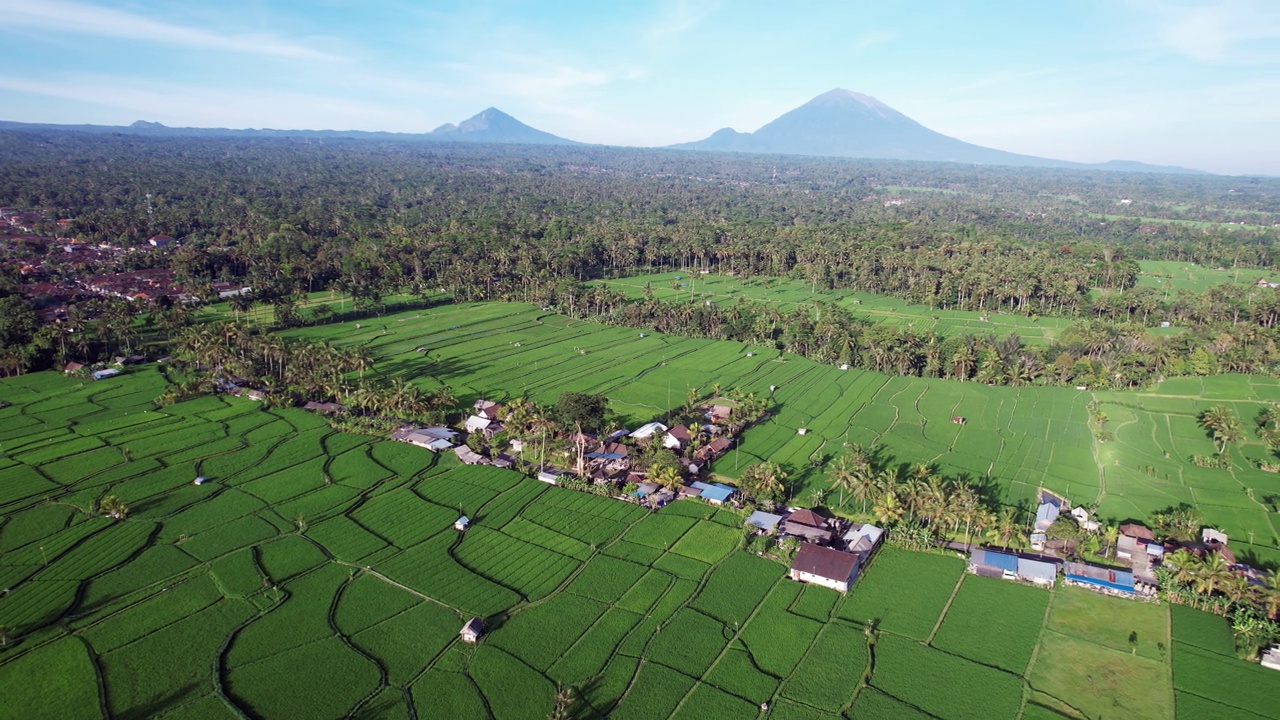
left=2, top=131, right=1280, bottom=383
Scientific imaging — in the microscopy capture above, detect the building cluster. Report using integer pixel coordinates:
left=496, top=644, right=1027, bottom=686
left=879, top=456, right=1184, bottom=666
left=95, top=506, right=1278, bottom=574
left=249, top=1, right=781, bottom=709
left=1, top=207, right=196, bottom=320
left=391, top=398, right=746, bottom=502
left=996, top=488, right=1265, bottom=601
left=738, top=506, right=885, bottom=593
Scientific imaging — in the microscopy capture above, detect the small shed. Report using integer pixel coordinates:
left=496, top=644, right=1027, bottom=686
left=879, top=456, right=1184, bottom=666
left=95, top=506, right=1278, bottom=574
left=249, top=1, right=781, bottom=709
left=455, top=516, right=470, bottom=531
left=536, top=470, right=560, bottom=485
left=843, top=523, right=885, bottom=555
left=460, top=617, right=483, bottom=643
left=950, top=416, right=966, bottom=425
left=193, top=476, right=207, bottom=486
left=464, top=415, right=492, bottom=433
left=246, top=389, right=266, bottom=401
left=745, top=510, right=783, bottom=534
left=92, top=368, right=122, bottom=381
left=63, top=361, right=85, bottom=374
left=1202, top=528, right=1229, bottom=545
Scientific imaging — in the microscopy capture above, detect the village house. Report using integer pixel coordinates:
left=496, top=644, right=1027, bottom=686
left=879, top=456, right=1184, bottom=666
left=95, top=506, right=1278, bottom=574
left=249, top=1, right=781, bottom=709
left=781, top=509, right=833, bottom=543
left=662, top=424, right=692, bottom=450
left=303, top=401, right=346, bottom=415
left=1070, top=506, right=1100, bottom=532
left=789, top=544, right=862, bottom=592
left=453, top=445, right=488, bottom=465
left=842, top=523, right=885, bottom=557
left=473, top=399, right=502, bottom=420
left=392, top=426, right=459, bottom=451
left=688, top=481, right=734, bottom=505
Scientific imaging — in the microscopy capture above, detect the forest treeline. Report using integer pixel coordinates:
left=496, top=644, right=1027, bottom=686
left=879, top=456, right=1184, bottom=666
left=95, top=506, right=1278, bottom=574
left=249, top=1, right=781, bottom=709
left=539, top=282, right=1280, bottom=390
left=2, top=132, right=1280, bottom=381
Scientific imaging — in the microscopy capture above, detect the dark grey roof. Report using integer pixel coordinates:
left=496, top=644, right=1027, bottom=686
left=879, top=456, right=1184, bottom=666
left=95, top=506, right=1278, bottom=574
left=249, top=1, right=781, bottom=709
left=791, top=544, right=859, bottom=582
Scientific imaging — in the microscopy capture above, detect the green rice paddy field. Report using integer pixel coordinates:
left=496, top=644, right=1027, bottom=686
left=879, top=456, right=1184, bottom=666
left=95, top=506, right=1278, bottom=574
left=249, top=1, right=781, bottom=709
left=597, top=273, right=1075, bottom=343
left=284, top=301, right=1280, bottom=565
left=2, top=300, right=1280, bottom=718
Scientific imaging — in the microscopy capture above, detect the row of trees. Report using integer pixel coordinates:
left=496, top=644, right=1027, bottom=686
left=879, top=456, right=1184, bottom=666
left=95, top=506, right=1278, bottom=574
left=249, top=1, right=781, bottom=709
left=1160, top=550, right=1280, bottom=657
left=167, top=322, right=454, bottom=423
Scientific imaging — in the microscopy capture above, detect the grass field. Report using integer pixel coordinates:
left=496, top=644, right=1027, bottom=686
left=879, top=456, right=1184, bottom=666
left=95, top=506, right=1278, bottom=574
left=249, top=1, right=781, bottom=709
left=597, top=272, right=1076, bottom=343
left=1135, top=260, right=1263, bottom=294
left=4, top=299, right=1280, bottom=718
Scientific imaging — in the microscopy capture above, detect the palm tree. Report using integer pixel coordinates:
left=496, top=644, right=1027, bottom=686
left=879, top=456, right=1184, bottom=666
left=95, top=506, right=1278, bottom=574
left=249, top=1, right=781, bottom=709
left=100, top=495, right=128, bottom=521
left=742, top=462, right=787, bottom=506
left=548, top=686, right=577, bottom=720
left=1193, top=553, right=1233, bottom=597
left=872, top=490, right=903, bottom=526
left=1260, top=572, right=1280, bottom=619
left=1166, top=548, right=1200, bottom=586
left=826, top=456, right=857, bottom=508
left=988, top=506, right=1021, bottom=549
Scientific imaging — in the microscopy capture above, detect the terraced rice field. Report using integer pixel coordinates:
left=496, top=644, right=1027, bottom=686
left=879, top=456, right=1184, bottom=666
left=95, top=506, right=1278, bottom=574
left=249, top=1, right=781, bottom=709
left=4, top=301, right=1280, bottom=718
left=285, top=302, right=1280, bottom=561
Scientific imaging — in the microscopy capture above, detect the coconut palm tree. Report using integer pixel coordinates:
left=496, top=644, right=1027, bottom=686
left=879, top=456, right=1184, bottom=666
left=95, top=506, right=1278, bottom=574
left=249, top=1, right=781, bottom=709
left=1166, top=548, right=1200, bottom=586
left=1193, top=553, right=1233, bottom=597
left=99, top=495, right=128, bottom=521
left=826, top=456, right=857, bottom=508
left=872, top=490, right=903, bottom=526
left=988, top=506, right=1021, bottom=550
left=1259, top=573, right=1280, bottom=620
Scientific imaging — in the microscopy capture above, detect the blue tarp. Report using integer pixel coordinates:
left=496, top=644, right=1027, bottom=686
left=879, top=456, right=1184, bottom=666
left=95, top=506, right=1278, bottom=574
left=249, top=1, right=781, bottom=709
left=585, top=452, right=626, bottom=460
left=972, top=549, right=1019, bottom=573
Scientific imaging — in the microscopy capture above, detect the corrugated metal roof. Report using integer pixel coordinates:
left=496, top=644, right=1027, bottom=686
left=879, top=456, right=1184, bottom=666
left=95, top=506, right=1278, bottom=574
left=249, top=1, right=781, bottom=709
left=1017, top=557, right=1057, bottom=582
left=972, top=549, right=1019, bottom=573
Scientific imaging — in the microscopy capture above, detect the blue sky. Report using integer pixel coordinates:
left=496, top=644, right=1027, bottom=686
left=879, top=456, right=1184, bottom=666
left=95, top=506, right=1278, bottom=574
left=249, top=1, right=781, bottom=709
left=0, top=0, right=1276, bottom=174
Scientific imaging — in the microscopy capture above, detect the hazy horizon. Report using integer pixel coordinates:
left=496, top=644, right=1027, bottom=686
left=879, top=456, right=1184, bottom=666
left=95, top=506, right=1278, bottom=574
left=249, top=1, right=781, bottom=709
left=0, top=0, right=1276, bottom=175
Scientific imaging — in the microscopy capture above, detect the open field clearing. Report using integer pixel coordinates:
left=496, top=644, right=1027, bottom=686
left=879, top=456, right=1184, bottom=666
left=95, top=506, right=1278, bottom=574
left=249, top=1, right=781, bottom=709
left=597, top=272, right=1076, bottom=343
left=3, top=303, right=1280, bottom=717
left=1135, top=260, right=1264, bottom=294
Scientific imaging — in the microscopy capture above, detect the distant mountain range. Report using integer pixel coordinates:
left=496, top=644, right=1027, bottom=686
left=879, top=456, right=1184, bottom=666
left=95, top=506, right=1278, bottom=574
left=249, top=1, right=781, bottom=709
left=670, top=89, right=1204, bottom=174
left=0, top=92, right=1204, bottom=173
left=0, top=107, right=578, bottom=146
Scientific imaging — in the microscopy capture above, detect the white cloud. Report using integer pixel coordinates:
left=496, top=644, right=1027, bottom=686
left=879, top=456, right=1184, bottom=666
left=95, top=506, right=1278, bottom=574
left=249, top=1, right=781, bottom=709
left=646, top=0, right=722, bottom=42
left=851, top=30, right=898, bottom=54
left=0, top=0, right=335, bottom=61
left=1129, top=0, right=1280, bottom=61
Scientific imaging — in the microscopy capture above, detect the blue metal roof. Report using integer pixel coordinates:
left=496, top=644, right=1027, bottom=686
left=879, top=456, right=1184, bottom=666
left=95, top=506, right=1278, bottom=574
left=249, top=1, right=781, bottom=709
left=691, top=481, right=734, bottom=503
left=973, top=549, right=1019, bottom=573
